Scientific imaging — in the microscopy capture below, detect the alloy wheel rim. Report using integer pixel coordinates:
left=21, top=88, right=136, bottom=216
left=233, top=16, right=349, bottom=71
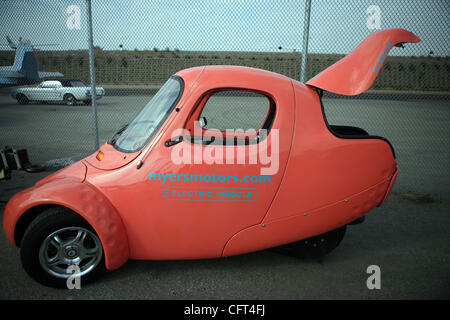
left=39, top=227, right=102, bottom=279
left=67, top=97, right=74, bottom=105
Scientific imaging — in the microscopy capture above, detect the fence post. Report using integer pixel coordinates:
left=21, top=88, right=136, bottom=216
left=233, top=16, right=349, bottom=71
left=300, top=0, right=312, bottom=83
left=86, top=0, right=99, bottom=150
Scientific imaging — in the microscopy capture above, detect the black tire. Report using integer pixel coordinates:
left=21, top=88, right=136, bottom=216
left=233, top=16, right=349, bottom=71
left=20, top=207, right=106, bottom=288
left=273, top=225, right=347, bottom=259
left=16, top=93, right=29, bottom=105
left=63, top=94, right=76, bottom=106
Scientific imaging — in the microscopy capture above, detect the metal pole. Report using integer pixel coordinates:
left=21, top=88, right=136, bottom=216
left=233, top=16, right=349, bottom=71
left=86, top=0, right=99, bottom=150
left=300, top=0, right=312, bottom=83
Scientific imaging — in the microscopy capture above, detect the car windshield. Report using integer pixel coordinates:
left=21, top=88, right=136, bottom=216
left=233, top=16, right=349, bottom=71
left=70, top=81, right=86, bottom=87
left=111, top=76, right=183, bottom=152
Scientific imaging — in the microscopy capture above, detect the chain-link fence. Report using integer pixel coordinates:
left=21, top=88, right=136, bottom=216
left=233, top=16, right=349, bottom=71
left=0, top=0, right=449, bottom=196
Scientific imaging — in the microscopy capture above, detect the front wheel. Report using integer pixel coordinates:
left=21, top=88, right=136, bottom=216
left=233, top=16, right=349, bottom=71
left=16, top=93, right=29, bottom=105
left=274, top=225, right=347, bottom=259
left=20, top=207, right=105, bottom=288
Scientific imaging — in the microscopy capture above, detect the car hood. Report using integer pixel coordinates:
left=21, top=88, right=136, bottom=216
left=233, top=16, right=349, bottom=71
left=83, top=142, right=141, bottom=170
left=35, top=161, right=87, bottom=187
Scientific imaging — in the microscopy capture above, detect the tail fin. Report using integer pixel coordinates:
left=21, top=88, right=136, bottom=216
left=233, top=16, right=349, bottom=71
left=306, top=29, right=420, bottom=95
left=6, top=36, right=17, bottom=49
left=13, top=43, right=39, bottom=83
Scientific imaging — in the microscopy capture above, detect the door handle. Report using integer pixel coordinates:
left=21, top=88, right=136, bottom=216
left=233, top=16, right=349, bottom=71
left=164, top=136, right=183, bottom=147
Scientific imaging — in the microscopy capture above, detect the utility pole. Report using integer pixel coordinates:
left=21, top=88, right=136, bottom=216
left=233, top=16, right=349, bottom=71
left=86, top=0, right=99, bottom=150
left=300, top=0, right=312, bottom=83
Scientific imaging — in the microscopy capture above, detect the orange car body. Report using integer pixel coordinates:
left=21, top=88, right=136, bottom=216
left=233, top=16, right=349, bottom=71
left=3, top=29, right=418, bottom=270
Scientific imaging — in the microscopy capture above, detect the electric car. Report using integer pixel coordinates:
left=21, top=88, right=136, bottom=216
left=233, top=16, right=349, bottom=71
left=3, top=29, right=420, bottom=287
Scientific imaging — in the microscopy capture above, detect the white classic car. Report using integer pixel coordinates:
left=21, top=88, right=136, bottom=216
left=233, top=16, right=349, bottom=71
left=11, top=80, right=105, bottom=106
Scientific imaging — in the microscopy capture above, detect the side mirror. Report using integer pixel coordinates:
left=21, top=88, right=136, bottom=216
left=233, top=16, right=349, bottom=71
left=199, top=117, right=207, bottom=128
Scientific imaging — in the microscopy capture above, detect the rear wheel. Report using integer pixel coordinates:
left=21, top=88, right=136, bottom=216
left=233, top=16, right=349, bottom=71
left=274, top=225, right=347, bottom=259
left=64, top=94, right=76, bottom=106
left=20, top=207, right=105, bottom=288
left=16, top=93, right=29, bottom=105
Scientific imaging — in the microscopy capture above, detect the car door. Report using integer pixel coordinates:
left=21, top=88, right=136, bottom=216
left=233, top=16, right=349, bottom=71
left=97, top=68, right=296, bottom=260
left=46, top=82, right=62, bottom=101
left=34, top=81, right=59, bottom=101
left=23, top=85, right=42, bottom=101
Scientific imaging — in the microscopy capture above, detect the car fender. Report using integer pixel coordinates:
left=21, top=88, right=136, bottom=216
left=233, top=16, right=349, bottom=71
left=61, top=89, right=76, bottom=100
left=62, top=90, right=76, bottom=100
left=13, top=88, right=25, bottom=97
left=73, top=88, right=87, bottom=100
left=3, top=178, right=130, bottom=270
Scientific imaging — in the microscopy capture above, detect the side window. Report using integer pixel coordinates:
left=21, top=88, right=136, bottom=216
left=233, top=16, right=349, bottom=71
left=40, top=81, right=60, bottom=88
left=200, top=90, right=272, bottom=131
left=186, top=90, right=275, bottom=145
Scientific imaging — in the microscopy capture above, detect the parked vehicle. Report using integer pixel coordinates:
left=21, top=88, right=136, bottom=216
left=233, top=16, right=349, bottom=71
left=11, top=79, right=105, bottom=105
left=3, top=29, right=419, bottom=287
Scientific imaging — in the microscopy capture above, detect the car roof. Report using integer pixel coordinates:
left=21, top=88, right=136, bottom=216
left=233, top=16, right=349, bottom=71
left=40, top=80, right=63, bottom=85
left=44, top=79, right=84, bottom=86
left=177, top=65, right=292, bottom=84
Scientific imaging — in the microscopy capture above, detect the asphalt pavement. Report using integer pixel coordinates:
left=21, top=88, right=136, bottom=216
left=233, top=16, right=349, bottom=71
left=0, top=170, right=449, bottom=299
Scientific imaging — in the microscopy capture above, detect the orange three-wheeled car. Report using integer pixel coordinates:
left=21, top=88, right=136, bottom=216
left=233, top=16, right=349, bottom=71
left=3, top=29, right=419, bottom=287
